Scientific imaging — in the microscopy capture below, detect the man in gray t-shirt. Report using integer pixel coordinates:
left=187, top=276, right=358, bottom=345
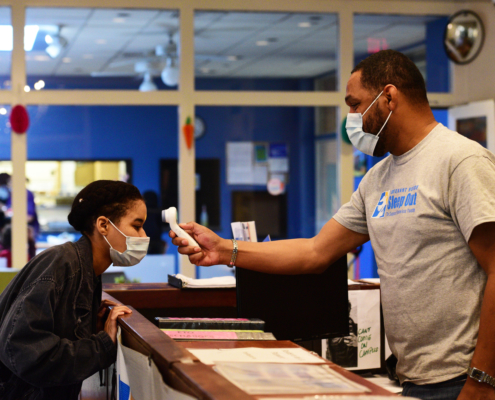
left=171, top=50, right=495, bottom=400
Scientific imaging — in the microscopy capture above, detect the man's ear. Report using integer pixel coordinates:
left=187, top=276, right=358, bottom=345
left=384, top=84, right=398, bottom=112
left=96, top=216, right=109, bottom=236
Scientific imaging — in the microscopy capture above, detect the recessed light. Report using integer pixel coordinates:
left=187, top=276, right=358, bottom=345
left=298, top=22, right=311, bottom=28
left=62, top=57, right=71, bottom=63
left=95, top=39, right=107, bottom=45
left=227, top=55, right=238, bottom=61
left=34, top=55, right=50, bottom=62
left=200, top=67, right=211, bottom=73
left=113, top=18, right=126, bottom=23
left=256, top=40, right=269, bottom=46
left=24, top=85, right=30, bottom=93
left=0, top=108, right=7, bottom=115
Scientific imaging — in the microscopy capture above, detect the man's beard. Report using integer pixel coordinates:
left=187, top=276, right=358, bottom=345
left=362, top=106, right=390, bottom=157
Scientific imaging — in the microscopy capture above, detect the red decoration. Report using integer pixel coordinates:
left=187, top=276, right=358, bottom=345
left=183, top=116, right=194, bottom=150
left=10, top=105, right=29, bottom=134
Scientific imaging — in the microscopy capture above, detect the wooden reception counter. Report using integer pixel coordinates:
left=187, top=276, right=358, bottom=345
left=81, top=283, right=393, bottom=399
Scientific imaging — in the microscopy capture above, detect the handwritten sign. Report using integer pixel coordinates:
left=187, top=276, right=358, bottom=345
left=322, top=289, right=381, bottom=370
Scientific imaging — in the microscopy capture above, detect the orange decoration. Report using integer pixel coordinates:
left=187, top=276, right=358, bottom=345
left=183, top=116, right=194, bottom=150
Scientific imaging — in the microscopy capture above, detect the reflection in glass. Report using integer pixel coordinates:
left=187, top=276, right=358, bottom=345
left=25, top=8, right=179, bottom=91
left=194, top=11, right=338, bottom=91
left=354, top=14, right=450, bottom=93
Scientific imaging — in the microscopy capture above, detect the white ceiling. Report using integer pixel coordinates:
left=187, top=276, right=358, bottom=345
left=0, top=7, right=451, bottom=79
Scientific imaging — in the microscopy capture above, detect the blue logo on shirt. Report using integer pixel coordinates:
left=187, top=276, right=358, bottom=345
left=372, top=191, right=389, bottom=218
left=372, top=186, right=418, bottom=218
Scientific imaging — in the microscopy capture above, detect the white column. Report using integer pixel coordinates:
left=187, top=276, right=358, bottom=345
left=178, top=5, right=196, bottom=277
left=338, top=8, right=355, bottom=278
left=11, top=3, right=28, bottom=269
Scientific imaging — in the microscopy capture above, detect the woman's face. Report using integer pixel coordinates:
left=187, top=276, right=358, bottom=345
left=105, top=200, right=147, bottom=253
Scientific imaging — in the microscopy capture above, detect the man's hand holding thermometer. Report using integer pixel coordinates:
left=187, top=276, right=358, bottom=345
left=165, top=207, right=227, bottom=266
left=163, top=207, right=200, bottom=248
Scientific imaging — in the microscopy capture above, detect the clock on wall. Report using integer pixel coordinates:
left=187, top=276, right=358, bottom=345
left=194, top=116, right=206, bottom=139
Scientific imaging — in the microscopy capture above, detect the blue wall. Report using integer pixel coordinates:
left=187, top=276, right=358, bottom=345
left=25, top=105, right=178, bottom=195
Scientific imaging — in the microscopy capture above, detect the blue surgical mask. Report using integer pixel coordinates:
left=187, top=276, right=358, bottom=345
left=346, top=90, right=393, bottom=156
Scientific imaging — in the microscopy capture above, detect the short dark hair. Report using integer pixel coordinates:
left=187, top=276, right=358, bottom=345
left=68, top=180, right=143, bottom=235
left=352, top=50, right=429, bottom=107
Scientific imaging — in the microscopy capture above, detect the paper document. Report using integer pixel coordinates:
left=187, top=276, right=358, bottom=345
left=187, top=347, right=325, bottom=365
left=214, top=362, right=370, bottom=395
left=171, top=274, right=235, bottom=288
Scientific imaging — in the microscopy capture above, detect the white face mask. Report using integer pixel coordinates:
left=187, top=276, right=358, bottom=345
left=103, top=219, right=150, bottom=267
left=346, top=90, right=393, bottom=156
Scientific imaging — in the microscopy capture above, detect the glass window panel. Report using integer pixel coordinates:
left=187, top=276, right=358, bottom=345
left=25, top=8, right=179, bottom=91
left=0, top=8, right=11, bottom=89
left=194, top=11, right=338, bottom=91
left=354, top=14, right=450, bottom=93
left=195, top=105, right=331, bottom=278
left=315, top=138, right=338, bottom=233
left=25, top=105, right=178, bottom=280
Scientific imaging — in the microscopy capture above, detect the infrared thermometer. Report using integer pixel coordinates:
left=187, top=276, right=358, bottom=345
left=163, top=207, right=200, bottom=248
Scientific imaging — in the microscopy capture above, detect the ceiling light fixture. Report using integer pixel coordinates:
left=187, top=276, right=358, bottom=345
left=45, top=26, right=68, bottom=59
left=227, top=55, right=239, bottom=61
left=24, top=85, right=30, bottom=93
left=298, top=22, right=311, bottom=28
left=0, top=108, right=7, bottom=115
left=161, top=57, right=179, bottom=87
left=139, top=72, right=158, bottom=92
left=113, top=18, right=126, bottom=23
left=34, top=80, right=45, bottom=91
left=256, top=40, right=269, bottom=46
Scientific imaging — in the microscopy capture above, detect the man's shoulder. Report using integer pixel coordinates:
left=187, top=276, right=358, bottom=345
left=432, top=124, right=494, bottom=165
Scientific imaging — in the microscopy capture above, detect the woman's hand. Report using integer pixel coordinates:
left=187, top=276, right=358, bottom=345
left=104, top=305, right=132, bottom=343
left=169, top=222, right=230, bottom=266
left=96, top=299, right=120, bottom=333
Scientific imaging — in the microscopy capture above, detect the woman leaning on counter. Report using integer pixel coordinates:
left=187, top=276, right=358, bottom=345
left=0, top=180, right=150, bottom=400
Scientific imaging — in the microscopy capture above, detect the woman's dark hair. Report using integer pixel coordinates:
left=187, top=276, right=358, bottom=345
left=352, top=49, right=429, bottom=108
left=68, top=180, right=143, bottom=234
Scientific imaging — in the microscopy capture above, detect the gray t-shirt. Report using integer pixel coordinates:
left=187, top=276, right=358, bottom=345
left=334, top=123, right=495, bottom=385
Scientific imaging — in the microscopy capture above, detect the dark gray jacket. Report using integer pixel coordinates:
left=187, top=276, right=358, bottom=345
left=0, top=235, right=116, bottom=400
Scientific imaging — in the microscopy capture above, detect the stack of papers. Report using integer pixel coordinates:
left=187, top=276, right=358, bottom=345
left=168, top=274, right=235, bottom=289
left=187, top=347, right=325, bottom=365
left=214, top=363, right=370, bottom=395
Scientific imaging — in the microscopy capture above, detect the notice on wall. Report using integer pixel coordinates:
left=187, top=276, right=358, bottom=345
left=227, top=142, right=269, bottom=185
left=268, top=142, right=289, bottom=173
left=322, top=289, right=381, bottom=371
left=227, top=142, right=255, bottom=184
